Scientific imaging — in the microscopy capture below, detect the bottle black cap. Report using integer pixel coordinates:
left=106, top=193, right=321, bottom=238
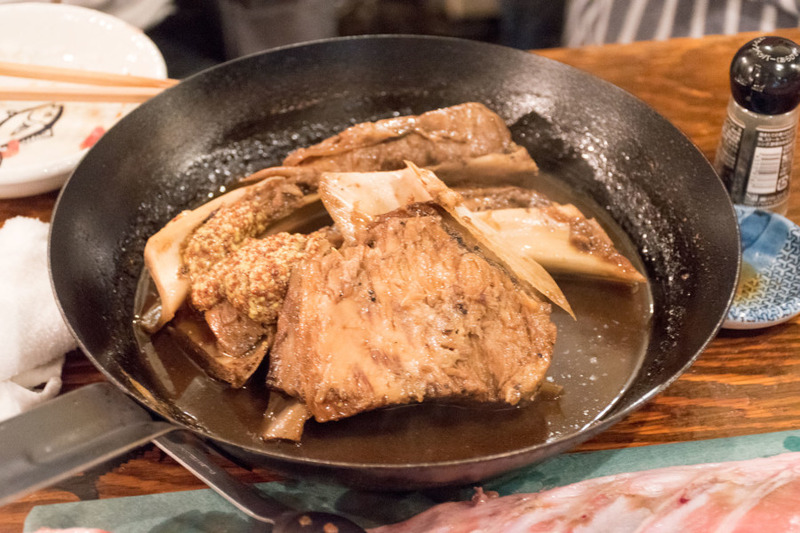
left=730, top=36, right=800, bottom=115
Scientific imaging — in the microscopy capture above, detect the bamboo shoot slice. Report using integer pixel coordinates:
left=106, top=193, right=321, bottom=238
left=320, top=168, right=432, bottom=243
left=261, top=393, right=312, bottom=442
left=473, top=207, right=645, bottom=284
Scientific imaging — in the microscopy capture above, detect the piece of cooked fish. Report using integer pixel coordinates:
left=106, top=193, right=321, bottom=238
left=166, top=303, right=273, bottom=388
left=268, top=203, right=556, bottom=423
left=283, top=102, right=534, bottom=174
left=243, top=102, right=539, bottom=187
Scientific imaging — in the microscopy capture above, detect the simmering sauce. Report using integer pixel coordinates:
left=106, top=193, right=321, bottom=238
left=133, top=170, right=652, bottom=464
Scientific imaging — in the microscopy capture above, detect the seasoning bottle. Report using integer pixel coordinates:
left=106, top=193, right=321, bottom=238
left=715, top=36, right=800, bottom=215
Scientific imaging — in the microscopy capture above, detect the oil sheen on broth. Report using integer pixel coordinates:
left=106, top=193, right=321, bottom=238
left=133, top=169, right=652, bottom=464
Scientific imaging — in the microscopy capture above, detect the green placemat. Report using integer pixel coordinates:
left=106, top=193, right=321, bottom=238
left=24, top=430, right=800, bottom=532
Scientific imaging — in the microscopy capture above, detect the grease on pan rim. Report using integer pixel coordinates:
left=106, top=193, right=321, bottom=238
left=723, top=205, right=800, bottom=329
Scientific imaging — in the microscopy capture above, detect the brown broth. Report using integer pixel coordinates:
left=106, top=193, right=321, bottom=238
left=133, top=171, right=652, bottom=464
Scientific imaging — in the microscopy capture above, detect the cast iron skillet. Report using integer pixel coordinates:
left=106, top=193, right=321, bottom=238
left=47, top=35, right=739, bottom=490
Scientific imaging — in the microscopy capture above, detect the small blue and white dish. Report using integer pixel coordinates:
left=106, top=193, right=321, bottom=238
left=723, top=205, right=800, bottom=329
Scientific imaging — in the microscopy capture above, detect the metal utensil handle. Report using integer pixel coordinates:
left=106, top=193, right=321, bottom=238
left=154, top=430, right=289, bottom=524
left=154, top=432, right=370, bottom=532
left=0, top=382, right=174, bottom=506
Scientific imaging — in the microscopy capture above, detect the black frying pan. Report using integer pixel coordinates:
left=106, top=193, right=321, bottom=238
left=44, top=35, right=739, bottom=490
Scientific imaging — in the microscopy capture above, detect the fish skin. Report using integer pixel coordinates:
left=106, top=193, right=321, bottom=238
left=369, top=452, right=800, bottom=533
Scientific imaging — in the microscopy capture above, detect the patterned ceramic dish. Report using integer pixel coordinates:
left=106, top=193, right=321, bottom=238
left=723, top=205, right=800, bottom=329
left=0, top=3, right=166, bottom=198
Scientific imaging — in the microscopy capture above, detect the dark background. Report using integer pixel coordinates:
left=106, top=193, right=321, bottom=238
left=145, top=0, right=564, bottom=78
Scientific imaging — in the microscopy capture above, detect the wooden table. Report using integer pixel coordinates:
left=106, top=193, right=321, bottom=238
left=3, top=29, right=800, bottom=532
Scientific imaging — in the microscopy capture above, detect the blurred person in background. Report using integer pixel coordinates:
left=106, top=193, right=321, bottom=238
left=24, top=1, right=800, bottom=78
left=562, top=0, right=800, bottom=46
left=502, top=0, right=800, bottom=49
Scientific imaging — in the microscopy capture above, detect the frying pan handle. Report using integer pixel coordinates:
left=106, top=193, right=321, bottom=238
left=0, top=382, right=174, bottom=506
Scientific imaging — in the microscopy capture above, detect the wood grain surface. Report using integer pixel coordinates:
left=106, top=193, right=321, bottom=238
left=3, top=28, right=800, bottom=532
left=539, top=29, right=800, bottom=450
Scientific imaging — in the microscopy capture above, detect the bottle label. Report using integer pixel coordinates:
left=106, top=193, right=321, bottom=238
left=715, top=115, right=744, bottom=193
left=715, top=115, right=795, bottom=209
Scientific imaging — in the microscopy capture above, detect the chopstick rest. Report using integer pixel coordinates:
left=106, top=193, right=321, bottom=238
left=0, top=217, right=76, bottom=422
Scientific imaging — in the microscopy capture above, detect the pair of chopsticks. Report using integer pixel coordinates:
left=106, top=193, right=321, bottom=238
left=0, top=60, right=179, bottom=103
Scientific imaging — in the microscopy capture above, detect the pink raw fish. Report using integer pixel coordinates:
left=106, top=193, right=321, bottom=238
left=369, top=452, right=800, bottom=532
left=32, top=529, right=111, bottom=533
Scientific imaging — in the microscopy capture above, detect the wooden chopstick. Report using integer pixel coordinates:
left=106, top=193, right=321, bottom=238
left=0, top=60, right=178, bottom=102
left=0, top=85, right=164, bottom=103
left=0, top=60, right=178, bottom=88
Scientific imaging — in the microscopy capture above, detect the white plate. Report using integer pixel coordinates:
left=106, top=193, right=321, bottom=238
left=0, top=3, right=166, bottom=198
left=723, top=205, right=800, bottom=329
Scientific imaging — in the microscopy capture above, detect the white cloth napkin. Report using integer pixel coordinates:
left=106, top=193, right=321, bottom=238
left=0, top=216, right=77, bottom=422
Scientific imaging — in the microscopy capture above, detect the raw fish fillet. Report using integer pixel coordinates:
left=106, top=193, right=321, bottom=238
left=32, top=529, right=111, bottom=533
left=370, top=452, right=800, bottom=533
